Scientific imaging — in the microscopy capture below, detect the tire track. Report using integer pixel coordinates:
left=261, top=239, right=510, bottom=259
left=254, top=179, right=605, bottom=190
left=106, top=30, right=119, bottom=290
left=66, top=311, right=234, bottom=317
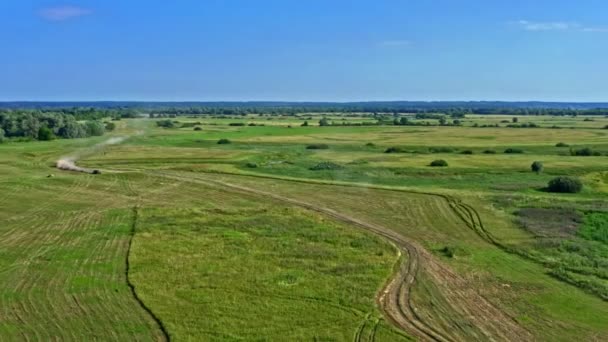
left=152, top=170, right=535, bottom=341
left=152, top=171, right=451, bottom=341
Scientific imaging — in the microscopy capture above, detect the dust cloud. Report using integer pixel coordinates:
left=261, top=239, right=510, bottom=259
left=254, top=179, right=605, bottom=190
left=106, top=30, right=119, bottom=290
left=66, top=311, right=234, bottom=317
left=56, top=136, right=128, bottom=173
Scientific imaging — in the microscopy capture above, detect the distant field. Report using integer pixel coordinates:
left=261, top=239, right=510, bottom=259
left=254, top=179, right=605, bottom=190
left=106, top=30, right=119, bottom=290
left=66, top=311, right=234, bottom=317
left=1, top=114, right=607, bottom=340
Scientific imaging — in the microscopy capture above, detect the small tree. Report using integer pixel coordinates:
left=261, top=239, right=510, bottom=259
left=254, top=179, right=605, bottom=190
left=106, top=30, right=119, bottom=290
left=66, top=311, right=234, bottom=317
left=105, top=122, right=116, bottom=131
left=531, top=161, right=544, bottom=174
left=319, top=117, right=330, bottom=126
left=217, top=138, right=231, bottom=144
left=512, top=117, right=519, bottom=123
left=301, top=121, right=309, bottom=127
left=547, top=177, right=583, bottom=193
left=37, top=126, right=55, bottom=141
left=85, top=121, right=105, bottom=136
left=0, top=128, right=5, bottom=143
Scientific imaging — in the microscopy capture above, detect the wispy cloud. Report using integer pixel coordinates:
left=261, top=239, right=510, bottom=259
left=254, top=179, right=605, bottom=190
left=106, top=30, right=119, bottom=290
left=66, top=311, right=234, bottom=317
left=581, top=27, right=608, bottom=33
left=513, top=20, right=608, bottom=33
left=39, top=5, right=92, bottom=21
left=379, top=40, right=411, bottom=47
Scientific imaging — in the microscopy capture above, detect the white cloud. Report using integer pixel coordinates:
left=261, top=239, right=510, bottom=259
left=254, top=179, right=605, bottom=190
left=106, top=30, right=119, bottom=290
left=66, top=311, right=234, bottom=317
left=581, top=27, right=608, bottom=33
left=515, top=20, right=576, bottom=31
left=379, top=40, right=411, bottom=47
left=514, top=20, right=608, bottom=33
left=39, top=6, right=92, bottom=21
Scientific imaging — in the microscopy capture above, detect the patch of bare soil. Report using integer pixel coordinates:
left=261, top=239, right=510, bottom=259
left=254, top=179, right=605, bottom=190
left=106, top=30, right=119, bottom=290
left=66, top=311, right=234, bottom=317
left=517, top=208, right=582, bottom=238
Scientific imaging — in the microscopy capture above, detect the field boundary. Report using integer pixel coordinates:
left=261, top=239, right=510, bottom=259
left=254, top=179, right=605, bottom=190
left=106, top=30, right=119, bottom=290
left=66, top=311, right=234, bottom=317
left=126, top=206, right=171, bottom=342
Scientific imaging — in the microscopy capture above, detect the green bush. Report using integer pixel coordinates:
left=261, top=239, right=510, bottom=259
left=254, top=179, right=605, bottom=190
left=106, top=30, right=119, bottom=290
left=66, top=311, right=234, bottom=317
left=440, top=246, right=456, bottom=258
left=309, top=162, right=344, bottom=171
left=429, top=159, right=448, bottom=167
left=483, top=149, right=496, bottom=154
left=385, top=146, right=406, bottom=153
left=85, top=121, right=105, bottom=136
left=193, top=126, right=202, bottom=131
left=531, top=161, right=544, bottom=174
left=105, top=122, right=116, bottom=131
left=461, top=150, right=474, bottom=155
left=229, top=122, right=245, bottom=126
left=547, top=176, right=583, bottom=193
left=37, top=126, right=55, bottom=141
left=571, top=147, right=601, bottom=156
left=306, top=144, right=329, bottom=150
left=429, top=147, right=454, bottom=153
left=156, top=119, right=175, bottom=128
left=217, top=138, right=231, bottom=144
left=555, top=142, right=569, bottom=147
left=504, top=148, right=524, bottom=154
left=245, top=162, right=258, bottom=168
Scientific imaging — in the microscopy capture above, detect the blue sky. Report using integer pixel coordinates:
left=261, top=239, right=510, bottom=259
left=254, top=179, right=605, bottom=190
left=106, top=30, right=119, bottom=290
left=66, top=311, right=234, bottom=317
left=1, top=1, right=607, bottom=101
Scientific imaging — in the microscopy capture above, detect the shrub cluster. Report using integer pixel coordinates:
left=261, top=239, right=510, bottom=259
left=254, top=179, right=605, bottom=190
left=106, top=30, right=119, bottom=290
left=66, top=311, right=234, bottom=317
left=156, top=119, right=177, bottom=128
left=309, top=162, right=344, bottom=171
left=385, top=146, right=406, bottom=153
left=429, top=147, right=454, bottom=153
left=504, top=148, right=524, bottom=154
left=547, top=177, right=583, bottom=193
left=306, top=144, right=329, bottom=150
left=429, top=159, right=448, bottom=167
left=217, top=138, right=231, bottom=144
left=571, top=148, right=602, bottom=156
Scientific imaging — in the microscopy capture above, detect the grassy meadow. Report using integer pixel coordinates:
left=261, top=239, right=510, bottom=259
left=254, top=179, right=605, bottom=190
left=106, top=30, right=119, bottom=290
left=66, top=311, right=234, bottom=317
left=0, top=114, right=607, bottom=340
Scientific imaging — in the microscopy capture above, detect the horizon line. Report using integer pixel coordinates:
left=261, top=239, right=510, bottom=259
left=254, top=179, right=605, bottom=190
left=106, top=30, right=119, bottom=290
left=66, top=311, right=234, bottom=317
left=1, top=100, right=608, bottom=104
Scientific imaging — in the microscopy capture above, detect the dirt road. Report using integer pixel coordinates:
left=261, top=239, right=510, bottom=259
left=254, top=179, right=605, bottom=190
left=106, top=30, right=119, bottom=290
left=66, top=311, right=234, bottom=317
left=154, top=171, right=532, bottom=341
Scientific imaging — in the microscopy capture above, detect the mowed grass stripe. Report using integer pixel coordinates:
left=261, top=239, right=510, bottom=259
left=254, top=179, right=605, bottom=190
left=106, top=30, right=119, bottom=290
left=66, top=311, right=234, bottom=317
left=0, top=205, right=163, bottom=340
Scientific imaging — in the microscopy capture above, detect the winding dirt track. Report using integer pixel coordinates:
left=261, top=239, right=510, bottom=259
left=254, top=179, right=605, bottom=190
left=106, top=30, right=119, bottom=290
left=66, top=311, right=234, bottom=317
left=153, top=172, right=532, bottom=342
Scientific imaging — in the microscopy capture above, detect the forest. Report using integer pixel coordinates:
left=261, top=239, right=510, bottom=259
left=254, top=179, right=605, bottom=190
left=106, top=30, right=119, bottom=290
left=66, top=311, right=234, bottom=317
left=0, top=111, right=109, bottom=142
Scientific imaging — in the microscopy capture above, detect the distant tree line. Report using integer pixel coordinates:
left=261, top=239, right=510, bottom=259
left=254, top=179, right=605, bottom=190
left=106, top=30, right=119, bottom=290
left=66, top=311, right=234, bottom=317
left=2, top=102, right=608, bottom=117
left=0, top=111, right=108, bottom=142
left=144, top=106, right=608, bottom=117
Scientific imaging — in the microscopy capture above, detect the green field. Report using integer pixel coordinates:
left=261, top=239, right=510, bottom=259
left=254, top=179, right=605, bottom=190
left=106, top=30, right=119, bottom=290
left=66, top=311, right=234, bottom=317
left=1, top=115, right=607, bottom=340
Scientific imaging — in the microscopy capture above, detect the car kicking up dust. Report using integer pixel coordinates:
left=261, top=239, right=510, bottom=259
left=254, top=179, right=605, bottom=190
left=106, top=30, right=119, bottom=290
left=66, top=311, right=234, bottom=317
left=56, top=136, right=128, bottom=174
